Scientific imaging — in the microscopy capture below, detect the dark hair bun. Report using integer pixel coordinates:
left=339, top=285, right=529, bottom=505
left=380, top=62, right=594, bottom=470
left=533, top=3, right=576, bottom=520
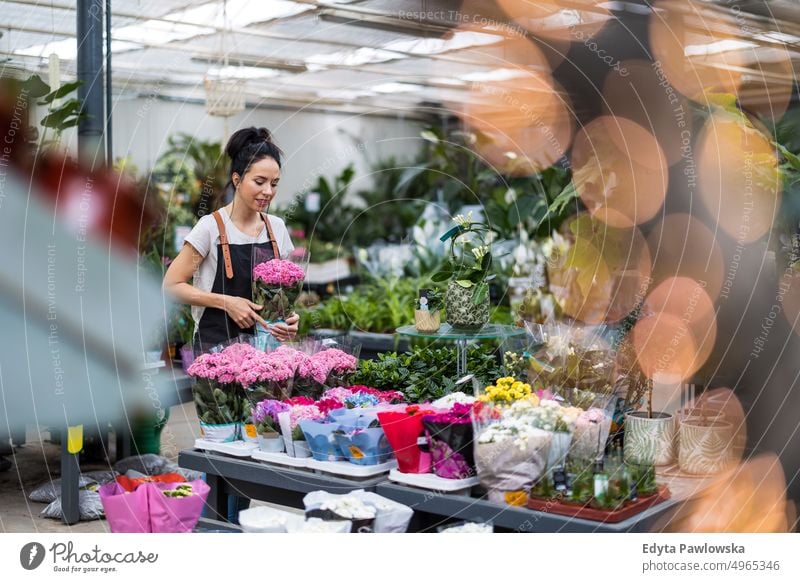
left=225, top=126, right=283, bottom=177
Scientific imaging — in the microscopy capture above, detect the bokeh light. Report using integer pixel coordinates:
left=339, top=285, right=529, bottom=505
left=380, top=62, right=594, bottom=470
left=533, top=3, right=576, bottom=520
left=656, top=455, right=793, bottom=532
left=737, top=43, right=795, bottom=122
left=779, top=268, right=800, bottom=336
left=548, top=214, right=652, bottom=324
left=456, top=65, right=574, bottom=176
left=649, top=0, right=746, bottom=102
left=571, top=116, right=669, bottom=227
left=632, top=276, right=717, bottom=381
left=697, top=112, right=781, bottom=243
left=647, top=213, right=725, bottom=301
left=496, top=0, right=611, bottom=43
left=602, top=59, right=691, bottom=166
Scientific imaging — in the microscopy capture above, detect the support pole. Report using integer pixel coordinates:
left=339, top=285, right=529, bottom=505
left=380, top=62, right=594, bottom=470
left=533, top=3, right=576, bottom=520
left=77, top=0, right=105, bottom=167
left=105, top=0, right=113, bottom=164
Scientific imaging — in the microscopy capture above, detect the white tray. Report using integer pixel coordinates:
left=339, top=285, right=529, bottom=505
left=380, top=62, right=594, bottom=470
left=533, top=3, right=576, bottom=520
left=251, top=450, right=309, bottom=468
left=194, top=439, right=259, bottom=457
left=388, top=469, right=479, bottom=492
left=307, top=458, right=397, bottom=478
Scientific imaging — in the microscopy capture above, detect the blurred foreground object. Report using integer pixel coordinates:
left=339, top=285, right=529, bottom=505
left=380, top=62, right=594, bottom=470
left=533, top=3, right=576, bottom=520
left=656, top=455, right=795, bottom=532
left=0, top=78, right=172, bottom=433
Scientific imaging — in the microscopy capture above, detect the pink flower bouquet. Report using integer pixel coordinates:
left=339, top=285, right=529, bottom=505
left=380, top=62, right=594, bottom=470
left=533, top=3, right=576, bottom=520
left=252, top=259, right=305, bottom=324
left=313, top=348, right=358, bottom=388
left=187, top=347, right=248, bottom=441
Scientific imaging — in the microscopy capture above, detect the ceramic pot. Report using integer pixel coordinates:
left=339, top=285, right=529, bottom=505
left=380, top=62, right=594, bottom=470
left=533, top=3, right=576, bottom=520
left=678, top=418, right=734, bottom=475
left=445, top=280, right=489, bottom=331
left=623, top=411, right=677, bottom=466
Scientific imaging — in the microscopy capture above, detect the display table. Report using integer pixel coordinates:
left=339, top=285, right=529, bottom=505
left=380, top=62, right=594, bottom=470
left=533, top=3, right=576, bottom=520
left=178, top=448, right=386, bottom=522
left=179, top=449, right=682, bottom=531
left=396, top=324, right=527, bottom=375
left=375, top=482, right=681, bottom=533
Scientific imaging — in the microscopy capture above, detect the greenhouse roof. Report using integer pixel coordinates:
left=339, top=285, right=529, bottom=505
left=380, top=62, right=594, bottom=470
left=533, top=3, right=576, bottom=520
left=0, top=0, right=798, bottom=115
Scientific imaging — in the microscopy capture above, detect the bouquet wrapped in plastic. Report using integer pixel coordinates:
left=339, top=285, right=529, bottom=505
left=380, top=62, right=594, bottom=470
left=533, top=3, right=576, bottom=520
left=570, top=406, right=614, bottom=462
left=98, top=480, right=209, bottom=533
left=378, top=405, right=436, bottom=473
left=333, top=420, right=394, bottom=466
left=279, top=399, right=323, bottom=457
left=187, top=347, right=247, bottom=442
left=303, top=490, right=413, bottom=533
left=422, top=403, right=475, bottom=479
left=525, top=399, right=582, bottom=474
left=252, top=258, right=305, bottom=323
left=473, top=400, right=552, bottom=504
left=527, top=322, right=616, bottom=408
left=314, top=347, right=359, bottom=388
left=293, top=346, right=358, bottom=398
left=252, top=399, right=289, bottom=452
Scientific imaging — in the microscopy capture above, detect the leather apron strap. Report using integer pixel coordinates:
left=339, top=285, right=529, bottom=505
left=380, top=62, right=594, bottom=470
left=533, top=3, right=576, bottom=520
left=260, top=212, right=281, bottom=259
left=212, top=210, right=234, bottom=279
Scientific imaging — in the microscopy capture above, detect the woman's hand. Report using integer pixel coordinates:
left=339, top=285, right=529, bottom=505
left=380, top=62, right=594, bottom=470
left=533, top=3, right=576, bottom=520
left=223, top=296, right=267, bottom=330
left=269, top=312, right=299, bottom=342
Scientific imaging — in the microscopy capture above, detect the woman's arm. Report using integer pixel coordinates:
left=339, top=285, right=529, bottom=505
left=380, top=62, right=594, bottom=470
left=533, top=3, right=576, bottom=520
left=163, top=243, right=267, bottom=330
left=162, top=243, right=223, bottom=309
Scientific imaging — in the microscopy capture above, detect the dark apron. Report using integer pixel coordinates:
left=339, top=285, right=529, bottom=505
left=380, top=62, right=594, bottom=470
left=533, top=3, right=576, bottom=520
left=193, top=212, right=277, bottom=354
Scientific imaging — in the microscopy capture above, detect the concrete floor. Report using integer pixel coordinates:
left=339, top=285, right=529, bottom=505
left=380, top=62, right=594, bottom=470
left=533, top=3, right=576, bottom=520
left=0, top=402, right=202, bottom=533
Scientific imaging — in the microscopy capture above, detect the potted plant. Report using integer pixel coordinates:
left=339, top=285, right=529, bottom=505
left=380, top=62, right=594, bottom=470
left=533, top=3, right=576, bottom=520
left=623, top=375, right=678, bottom=466
left=678, top=409, right=734, bottom=475
left=432, top=212, right=495, bottom=331
left=252, top=399, right=288, bottom=453
left=414, top=288, right=443, bottom=332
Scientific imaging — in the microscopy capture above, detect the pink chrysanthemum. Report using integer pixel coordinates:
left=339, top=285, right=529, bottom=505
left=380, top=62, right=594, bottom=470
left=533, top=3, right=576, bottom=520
left=253, top=259, right=305, bottom=287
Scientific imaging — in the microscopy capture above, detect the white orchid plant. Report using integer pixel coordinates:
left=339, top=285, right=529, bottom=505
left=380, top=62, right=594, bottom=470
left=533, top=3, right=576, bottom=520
left=432, top=212, right=497, bottom=305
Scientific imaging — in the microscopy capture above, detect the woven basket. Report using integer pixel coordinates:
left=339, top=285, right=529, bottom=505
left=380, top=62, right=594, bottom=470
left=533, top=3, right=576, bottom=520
left=414, top=309, right=441, bottom=333
left=204, top=76, right=246, bottom=117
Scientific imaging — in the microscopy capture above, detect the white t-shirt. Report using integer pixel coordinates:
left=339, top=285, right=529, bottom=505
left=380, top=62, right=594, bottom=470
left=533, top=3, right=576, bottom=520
left=183, top=208, right=295, bottom=330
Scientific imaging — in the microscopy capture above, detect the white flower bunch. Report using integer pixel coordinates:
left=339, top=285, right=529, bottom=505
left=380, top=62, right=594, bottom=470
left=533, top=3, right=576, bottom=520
left=320, top=496, right=376, bottom=520
left=471, top=245, right=489, bottom=261
left=527, top=399, right=582, bottom=433
left=547, top=334, right=575, bottom=360
left=504, top=398, right=540, bottom=420
left=432, top=391, right=475, bottom=408
left=453, top=211, right=474, bottom=227
left=477, top=418, right=543, bottom=451
left=442, top=521, right=493, bottom=533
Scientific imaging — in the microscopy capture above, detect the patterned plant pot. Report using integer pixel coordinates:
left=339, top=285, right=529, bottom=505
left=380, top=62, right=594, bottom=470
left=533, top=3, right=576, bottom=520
left=445, top=280, right=489, bottom=331
left=415, top=309, right=441, bottom=333
left=623, top=411, right=677, bottom=466
left=678, top=418, right=734, bottom=475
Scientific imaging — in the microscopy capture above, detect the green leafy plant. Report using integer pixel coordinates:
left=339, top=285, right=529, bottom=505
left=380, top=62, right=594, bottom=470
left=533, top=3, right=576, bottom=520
left=288, top=165, right=359, bottom=246
left=416, top=288, right=443, bottom=312
left=192, top=379, right=244, bottom=426
left=155, top=133, right=228, bottom=218
left=394, top=128, right=503, bottom=213
left=299, top=277, right=419, bottom=334
left=20, top=74, right=86, bottom=147
left=351, top=157, right=425, bottom=244
left=352, top=345, right=503, bottom=403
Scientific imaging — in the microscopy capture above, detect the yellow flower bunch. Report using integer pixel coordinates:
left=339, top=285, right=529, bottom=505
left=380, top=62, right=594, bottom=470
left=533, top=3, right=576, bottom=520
left=479, top=377, right=533, bottom=404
